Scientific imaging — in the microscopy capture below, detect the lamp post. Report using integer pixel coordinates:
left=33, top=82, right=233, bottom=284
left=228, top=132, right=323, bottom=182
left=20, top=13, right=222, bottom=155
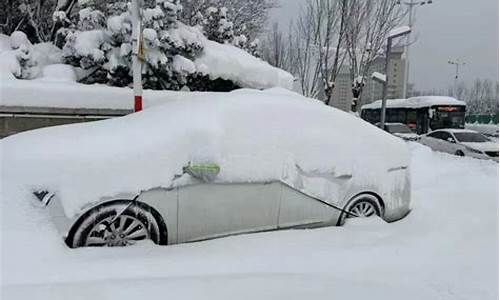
left=448, top=59, right=466, bottom=99
left=397, top=0, right=433, bottom=98
left=380, top=26, right=412, bottom=130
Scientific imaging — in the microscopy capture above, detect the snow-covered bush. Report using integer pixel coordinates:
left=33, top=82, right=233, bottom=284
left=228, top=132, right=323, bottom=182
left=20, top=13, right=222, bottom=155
left=9, top=31, right=38, bottom=79
left=58, top=0, right=205, bottom=89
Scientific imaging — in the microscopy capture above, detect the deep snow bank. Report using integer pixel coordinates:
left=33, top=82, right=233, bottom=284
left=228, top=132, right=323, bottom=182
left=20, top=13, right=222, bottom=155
left=0, top=142, right=497, bottom=300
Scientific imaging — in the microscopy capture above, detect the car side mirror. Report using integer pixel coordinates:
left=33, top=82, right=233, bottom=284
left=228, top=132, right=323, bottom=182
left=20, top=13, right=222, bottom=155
left=183, top=162, right=220, bottom=182
left=447, top=137, right=455, bottom=143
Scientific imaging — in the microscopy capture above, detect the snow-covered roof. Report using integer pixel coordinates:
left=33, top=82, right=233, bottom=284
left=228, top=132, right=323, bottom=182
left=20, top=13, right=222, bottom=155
left=2, top=89, right=408, bottom=218
left=388, top=26, right=411, bottom=38
left=361, top=96, right=466, bottom=110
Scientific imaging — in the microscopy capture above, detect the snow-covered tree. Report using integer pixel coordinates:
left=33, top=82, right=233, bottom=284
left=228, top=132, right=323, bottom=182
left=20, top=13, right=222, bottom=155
left=59, top=0, right=205, bottom=89
left=464, top=79, right=499, bottom=116
left=182, top=0, right=276, bottom=39
left=286, top=0, right=348, bottom=101
left=344, top=0, right=405, bottom=112
left=203, top=6, right=234, bottom=44
left=260, top=23, right=295, bottom=73
left=180, top=0, right=276, bottom=55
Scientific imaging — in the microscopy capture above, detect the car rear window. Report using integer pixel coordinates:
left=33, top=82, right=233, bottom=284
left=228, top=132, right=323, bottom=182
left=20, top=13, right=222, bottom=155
left=454, top=132, right=489, bottom=143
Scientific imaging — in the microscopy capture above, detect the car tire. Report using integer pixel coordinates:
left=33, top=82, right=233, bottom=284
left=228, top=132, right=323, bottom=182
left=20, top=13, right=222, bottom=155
left=455, top=150, right=465, bottom=156
left=337, top=194, right=382, bottom=225
left=67, top=201, right=165, bottom=248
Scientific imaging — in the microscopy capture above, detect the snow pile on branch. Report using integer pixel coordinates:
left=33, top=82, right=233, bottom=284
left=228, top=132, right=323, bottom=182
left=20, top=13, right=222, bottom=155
left=362, top=96, right=467, bottom=110
left=2, top=90, right=408, bottom=218
left=196, top=39, right=294, bottom=90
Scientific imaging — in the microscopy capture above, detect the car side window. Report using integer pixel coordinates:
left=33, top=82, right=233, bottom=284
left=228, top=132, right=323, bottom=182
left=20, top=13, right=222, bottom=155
left=428, top=131, right=443, bottom=139
left=440, top=132, right=454, bottom=142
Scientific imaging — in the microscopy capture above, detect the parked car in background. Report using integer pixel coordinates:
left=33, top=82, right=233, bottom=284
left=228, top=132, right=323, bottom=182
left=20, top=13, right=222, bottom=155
left=419, top=129, right=498, bottom=161
left=376, top=123, right=420, bottom=141
left=465, top=124, right=499, bottom=142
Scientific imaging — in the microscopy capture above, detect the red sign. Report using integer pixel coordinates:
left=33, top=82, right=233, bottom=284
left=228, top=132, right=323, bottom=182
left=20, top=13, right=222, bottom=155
left=437, top=107, right=459, bottom=112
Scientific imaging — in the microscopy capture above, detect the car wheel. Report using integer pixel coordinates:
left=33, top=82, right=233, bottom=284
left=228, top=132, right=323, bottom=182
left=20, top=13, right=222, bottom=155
left=338, top=194, right=382, bottom=225
left=455, top=150, right=465, bottom=156
left=68, top=201, right=164, bottom=248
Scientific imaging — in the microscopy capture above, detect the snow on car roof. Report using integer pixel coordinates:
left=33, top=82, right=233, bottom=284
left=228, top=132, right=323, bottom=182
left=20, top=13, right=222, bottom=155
left=2, top=89, right=409, bottom=218
left=432, top=128, right=477, bottom=134
left=361, top=96, right=466, bottom=110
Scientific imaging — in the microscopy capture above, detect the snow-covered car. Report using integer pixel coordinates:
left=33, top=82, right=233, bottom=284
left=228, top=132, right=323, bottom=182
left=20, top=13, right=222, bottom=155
left=465, top=124, right=499, bottom=141
left=419, top=129, right=499, bottom=161
left=2, top=89, right=412, bottom=248
left=375, top=122, right=420, bottom=141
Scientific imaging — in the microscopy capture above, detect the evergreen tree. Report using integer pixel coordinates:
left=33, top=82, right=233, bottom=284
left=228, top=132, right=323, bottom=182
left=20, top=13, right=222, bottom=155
left=59, top=0, right=204, bottom=90
left=203, top=6, right=234, bottom=44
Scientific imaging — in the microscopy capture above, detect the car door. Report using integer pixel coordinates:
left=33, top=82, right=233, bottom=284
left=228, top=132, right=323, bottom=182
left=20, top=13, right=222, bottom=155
left=437, top=131, right=459, bottom=154
left=177, top=182, right=281, bottom=243
left=421, top=131, right=445, bottom=151
left=278, top=183, right=340, bottom=229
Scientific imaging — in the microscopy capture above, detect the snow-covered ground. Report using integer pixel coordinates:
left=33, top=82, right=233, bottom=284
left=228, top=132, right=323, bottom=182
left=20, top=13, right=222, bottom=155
left=1, top=142, right=497, bottom=299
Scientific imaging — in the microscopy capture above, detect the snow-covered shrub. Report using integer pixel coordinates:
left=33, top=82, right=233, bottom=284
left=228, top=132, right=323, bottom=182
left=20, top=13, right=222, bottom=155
left=77, top=0, right=106, bottom=31
left=58, top=0, right=204, bottom=89
left=9, top=31, right=38, bottom=79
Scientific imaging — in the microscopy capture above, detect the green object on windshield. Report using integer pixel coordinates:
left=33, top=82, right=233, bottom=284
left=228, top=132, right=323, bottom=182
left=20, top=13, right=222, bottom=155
left=183, top=163, right=220, bottom=182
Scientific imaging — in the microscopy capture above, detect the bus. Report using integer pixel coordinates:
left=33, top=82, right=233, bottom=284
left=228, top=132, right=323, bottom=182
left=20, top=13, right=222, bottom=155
left=360, top=96, right=467, bottom=135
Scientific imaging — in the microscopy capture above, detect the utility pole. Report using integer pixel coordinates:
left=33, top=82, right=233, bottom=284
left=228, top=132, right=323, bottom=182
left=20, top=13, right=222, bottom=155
left=448, top=59, right=466, bottom=99
left=380, top=26, right=411, bottom=129
left=131, top=0, right=144, bottom=112
left=397, top=0, right=433, bottom=98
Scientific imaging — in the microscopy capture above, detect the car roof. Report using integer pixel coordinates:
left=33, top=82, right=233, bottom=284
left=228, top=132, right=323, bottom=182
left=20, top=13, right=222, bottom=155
left=375, top=122, right=407, bottom=126
left=429, top=129, right=478, bottom=134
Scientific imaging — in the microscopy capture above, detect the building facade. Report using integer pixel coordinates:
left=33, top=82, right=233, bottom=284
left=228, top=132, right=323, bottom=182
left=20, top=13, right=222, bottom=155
left=329, top=47, right=406, bottom=112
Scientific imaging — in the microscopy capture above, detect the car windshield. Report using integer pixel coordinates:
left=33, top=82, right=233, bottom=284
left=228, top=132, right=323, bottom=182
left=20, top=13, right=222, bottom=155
left=386, top=124, right=413, bottom=134
left=454, top=132, right=489, bottom=143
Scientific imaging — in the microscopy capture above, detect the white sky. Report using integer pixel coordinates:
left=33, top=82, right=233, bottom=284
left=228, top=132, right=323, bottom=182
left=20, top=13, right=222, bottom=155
left=269, top=0, right=499, bottom=92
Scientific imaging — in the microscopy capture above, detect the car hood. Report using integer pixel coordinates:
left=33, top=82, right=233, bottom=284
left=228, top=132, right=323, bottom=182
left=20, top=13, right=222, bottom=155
left=394, top=133, right=420, bottom=140
left=461, top=142, right=499, bottom=152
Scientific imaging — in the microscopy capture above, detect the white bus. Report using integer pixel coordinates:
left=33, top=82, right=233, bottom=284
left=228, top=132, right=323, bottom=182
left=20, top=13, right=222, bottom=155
left=361, top=96, right=467, bottom=135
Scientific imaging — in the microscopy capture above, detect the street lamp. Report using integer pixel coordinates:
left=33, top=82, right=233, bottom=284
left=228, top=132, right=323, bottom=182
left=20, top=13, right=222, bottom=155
left=380, top=26, right=412, bottom=130
left=448, top=59, right=466, bottom=99
left=397, top=0, right=433, bottom=98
